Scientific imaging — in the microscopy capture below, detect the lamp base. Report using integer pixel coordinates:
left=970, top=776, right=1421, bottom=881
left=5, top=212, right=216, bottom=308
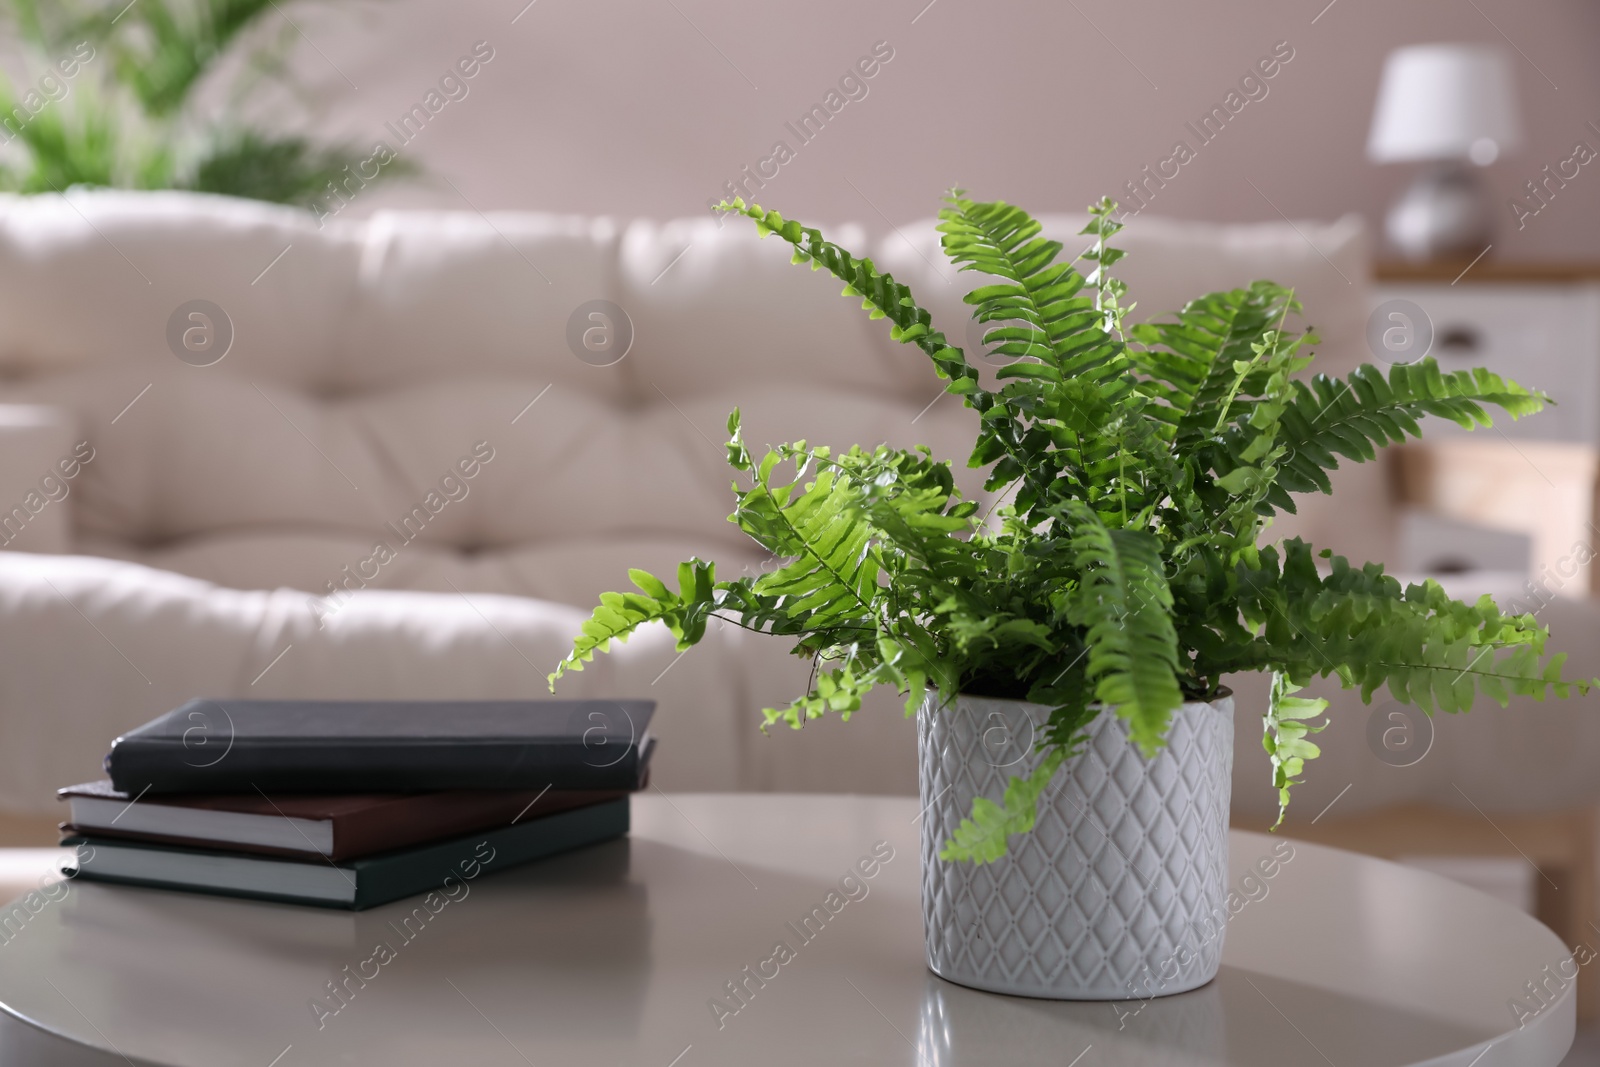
left=1385, top=162, right=1493, bottom=262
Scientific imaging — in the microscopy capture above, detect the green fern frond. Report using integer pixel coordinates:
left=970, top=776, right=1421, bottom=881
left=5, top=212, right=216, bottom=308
left=547, top=560, right=717, bottom=687
left=1264, top=672, right=1328, bottom=827
left=937, top=680, right=1103, bottom=865
left=1080, top=197, right=1132, bottom=336
left=1240, top=541, right=1593, bottom=710
left=937, top=198, right=1091, bottom=365
left=1061, top=502, right=1184, bottom=751
left=715, top=198, right=981, bottom=398
left=939, top=745, right=1069, bottom=864
left=936, top=196, right=1147, bottom=520
left=1263, top=359, right=1547, bottom=506
left=939, top=196, right=1130, bottom=402
left=733, top=447, right=880, bottom=628
left=1129, top=282, right=1301, bottom=441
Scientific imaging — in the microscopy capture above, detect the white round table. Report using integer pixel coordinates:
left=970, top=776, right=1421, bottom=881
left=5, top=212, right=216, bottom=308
left=0, top=794, right=1575, bottom=1066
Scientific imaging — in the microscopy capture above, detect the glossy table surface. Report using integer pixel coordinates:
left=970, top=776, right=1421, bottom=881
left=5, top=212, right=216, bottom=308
left=0, top=794, right=1576, bottom=1066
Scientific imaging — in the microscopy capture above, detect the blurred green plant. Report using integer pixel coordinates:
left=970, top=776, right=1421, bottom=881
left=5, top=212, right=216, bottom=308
left=0, top=0, right=415, bottom=204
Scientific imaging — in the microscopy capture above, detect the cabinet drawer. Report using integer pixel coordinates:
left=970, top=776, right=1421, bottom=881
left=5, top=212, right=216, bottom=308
left=1397, top=509, right=1530, bottom=575
left=1375, top=283, right=1600, bottom=444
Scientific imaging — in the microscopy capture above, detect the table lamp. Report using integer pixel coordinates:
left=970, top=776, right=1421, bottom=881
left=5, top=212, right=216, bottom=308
left=1367, top=44, right=1522, bottom=261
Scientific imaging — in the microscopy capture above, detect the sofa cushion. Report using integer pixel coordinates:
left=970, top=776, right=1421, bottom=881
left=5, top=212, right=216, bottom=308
left=1, top=363, right=983, bottom=591
left=0, top=192, right=1383, bottom=582
left=343, top=210, right=627, bottom=399
left=83, top=531, right=767, bottom=612
left=0, top=190, right=363, bottom=388
left=616, top=216, right=928, bottom=402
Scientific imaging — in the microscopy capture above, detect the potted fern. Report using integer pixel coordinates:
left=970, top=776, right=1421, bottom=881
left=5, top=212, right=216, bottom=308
left=550, top=194, right=1592, bottom=1000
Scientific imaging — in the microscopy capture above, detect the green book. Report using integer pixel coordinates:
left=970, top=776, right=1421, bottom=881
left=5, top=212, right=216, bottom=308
left=63, top=797, right=628, bottom=910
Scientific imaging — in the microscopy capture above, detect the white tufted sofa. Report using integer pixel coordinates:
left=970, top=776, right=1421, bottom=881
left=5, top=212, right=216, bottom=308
left=0, top=190, right=1595, bottom=837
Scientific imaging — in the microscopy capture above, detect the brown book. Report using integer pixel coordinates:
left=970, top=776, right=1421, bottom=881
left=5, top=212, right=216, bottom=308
left=58, top=780, right=623, bottom=861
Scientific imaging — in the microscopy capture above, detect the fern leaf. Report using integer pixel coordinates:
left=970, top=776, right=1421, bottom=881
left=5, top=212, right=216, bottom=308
left=1061, top=502, right=1185, bottom=751
left=940, top=745, right=1068, bottom=864
left=736, top=450, right=880, bottom=627
left=939, top=196, right=1130, bottom=400
left=716, top=198, right=982, bottom=399
left=1263, top=672, right=1329, bottom=827
left=548, top=559, right=717, bottom=687
left=938, top=681, right=1103, bottom=865
left=1264, top=359, right=1547, bottom=504
left=937, top=196, right=1148, bottom=518
left=1232, top=540, right=1597, bottom=822
left=1129, top=282, right=1299, bottom=441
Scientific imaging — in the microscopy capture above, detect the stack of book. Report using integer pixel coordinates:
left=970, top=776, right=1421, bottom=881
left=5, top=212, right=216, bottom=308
left=58, top=698, right=655, bottom=910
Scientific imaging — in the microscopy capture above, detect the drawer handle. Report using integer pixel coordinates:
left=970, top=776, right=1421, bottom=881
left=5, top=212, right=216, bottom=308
left=1437, top=325, right=1482, bottom=354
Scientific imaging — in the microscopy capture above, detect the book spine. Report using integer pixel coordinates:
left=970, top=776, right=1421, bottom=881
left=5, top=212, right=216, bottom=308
left=62, top=801, right=631, bottom=911
left=332, top=789, right=625, bottom=861
left=107, top=741, right=641, bottom=794
left=352, top=799, right=630, bottom=909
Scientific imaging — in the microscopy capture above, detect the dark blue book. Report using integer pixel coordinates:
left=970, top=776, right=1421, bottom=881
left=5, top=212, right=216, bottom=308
left=106, top=699, right=655, bottom=794
left=63, top=796, right=630, bottom=909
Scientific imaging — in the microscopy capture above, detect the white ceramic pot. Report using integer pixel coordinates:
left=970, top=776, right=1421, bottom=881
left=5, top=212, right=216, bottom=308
left=918, top=692, right=1234, bottom=1000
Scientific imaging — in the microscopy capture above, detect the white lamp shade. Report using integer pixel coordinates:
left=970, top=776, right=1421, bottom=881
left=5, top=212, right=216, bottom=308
left=1367, top=44, right=1523, bottom=164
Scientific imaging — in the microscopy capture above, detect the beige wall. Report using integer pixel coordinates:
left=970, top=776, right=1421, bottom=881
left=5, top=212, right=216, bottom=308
left=244, top=0, right=1599, bottom=260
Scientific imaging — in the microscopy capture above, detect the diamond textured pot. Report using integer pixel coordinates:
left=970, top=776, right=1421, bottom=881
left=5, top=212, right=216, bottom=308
left=918, top=693, right=1234, bottom=999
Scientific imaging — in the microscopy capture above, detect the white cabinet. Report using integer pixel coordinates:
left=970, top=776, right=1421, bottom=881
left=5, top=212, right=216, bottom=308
left=1376, top=281, right=1600, bottom=443
left=1376, top=272, right=1600, bottom=586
